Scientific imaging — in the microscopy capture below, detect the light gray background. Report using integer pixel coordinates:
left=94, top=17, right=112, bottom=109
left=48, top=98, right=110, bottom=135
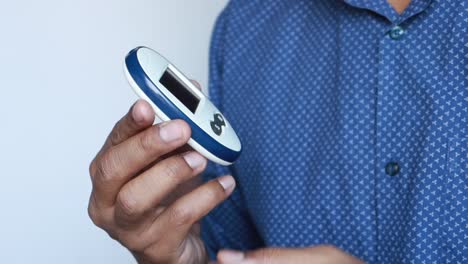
left=0, top=1, right=228, bottom=262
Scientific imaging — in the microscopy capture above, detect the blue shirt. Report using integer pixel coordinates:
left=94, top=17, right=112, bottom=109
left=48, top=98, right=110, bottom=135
left=201, top=0, right=467, bottom=263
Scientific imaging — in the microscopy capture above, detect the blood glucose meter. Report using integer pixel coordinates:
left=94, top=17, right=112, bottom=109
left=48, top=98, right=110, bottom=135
left=124, top=47, right=241, bottom=165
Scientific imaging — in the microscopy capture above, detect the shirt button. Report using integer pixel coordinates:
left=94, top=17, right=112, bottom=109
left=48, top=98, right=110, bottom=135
left=389, top=25, right=405, bottom=40
left=385, top=162, right=400, bottom=176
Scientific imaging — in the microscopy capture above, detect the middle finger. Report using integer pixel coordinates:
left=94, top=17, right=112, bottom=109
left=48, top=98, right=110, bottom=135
left=92, top=119, right=191, bottom=207
left=114, top=151, right=207, bottom=225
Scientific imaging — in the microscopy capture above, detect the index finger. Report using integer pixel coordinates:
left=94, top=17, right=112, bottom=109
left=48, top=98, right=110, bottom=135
left=102, top=79, right=200, bottom=152
left=100, top=99, right=155, bottom=155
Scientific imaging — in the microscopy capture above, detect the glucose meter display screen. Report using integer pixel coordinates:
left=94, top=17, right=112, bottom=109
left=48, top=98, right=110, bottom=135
left=160, top=68, right=200, bottom=113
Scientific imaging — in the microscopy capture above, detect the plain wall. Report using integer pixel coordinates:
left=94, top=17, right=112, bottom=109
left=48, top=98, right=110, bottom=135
left=0, top=1, right=228, bottom=262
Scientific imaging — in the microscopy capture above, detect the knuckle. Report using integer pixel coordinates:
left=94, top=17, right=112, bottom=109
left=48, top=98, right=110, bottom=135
left=107, top=229, right=119, bottom=241
left=116, top=190, right=140, bottom=217
left=168, top=206, right=194, bottom=228
left=109, top=128, right=124, bottom=146
left=87, top=202, right=105, bottom=228
left=138, top=130, right=156, bottom=153
left=95, top=154, right=115, bottom=183
left=89, top=159, right=97, bottom=178
left=205, top=181, right=226, bottom=202
left=94, top=150, right=122, bottom=184
left=118, top=233, right=147, bottom=252
left=163, top=158, right=187, bottom=182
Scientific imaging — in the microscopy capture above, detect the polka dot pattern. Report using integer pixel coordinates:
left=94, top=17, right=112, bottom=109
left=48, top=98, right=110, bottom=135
left=201, top=0, right=467, bottom=263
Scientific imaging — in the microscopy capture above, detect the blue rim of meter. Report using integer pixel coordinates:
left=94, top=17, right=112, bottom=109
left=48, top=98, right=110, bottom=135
left=125, top=48, right=241, bottom=164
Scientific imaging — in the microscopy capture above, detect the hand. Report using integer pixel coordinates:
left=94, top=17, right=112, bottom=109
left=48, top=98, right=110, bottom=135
left=216, top=246, right=364, bottom=264
left=88, top=99, right=236, bottom=264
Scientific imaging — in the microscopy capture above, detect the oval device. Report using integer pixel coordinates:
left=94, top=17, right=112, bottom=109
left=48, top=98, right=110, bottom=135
left=124, top=47, right=242, bottom=165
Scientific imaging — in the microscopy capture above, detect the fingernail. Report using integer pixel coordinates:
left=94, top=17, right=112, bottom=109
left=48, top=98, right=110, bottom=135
left=159, top=121, right=183, bottom=142
left=183, top=152, right=206, bottom=169
left=218, top=250, right=245, bottom=263
left=217, top=176, right=236, bottom=191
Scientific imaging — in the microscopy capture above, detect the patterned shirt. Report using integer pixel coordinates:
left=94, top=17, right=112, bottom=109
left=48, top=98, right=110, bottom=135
left=201, top=0, right=467, bottom=263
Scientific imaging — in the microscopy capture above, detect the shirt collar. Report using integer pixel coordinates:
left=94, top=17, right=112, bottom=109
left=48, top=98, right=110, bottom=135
left=343, top=0, right=432, bottom=24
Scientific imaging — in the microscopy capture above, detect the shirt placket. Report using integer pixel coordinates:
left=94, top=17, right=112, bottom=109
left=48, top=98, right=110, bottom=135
left=374, top=1, right=432, bottom=262
left=342, top=0, right=432, bottom=262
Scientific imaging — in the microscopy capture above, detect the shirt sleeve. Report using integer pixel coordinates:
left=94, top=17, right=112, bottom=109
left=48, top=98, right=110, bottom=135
left=201, top=5, right=264, bottom=260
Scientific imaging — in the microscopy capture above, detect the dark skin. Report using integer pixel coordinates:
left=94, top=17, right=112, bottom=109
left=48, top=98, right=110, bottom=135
left=88, top=90, right=362, bottom=264
left=89, top=82, right=234, bottom=264
left=89, top=2, right=412, bottom=263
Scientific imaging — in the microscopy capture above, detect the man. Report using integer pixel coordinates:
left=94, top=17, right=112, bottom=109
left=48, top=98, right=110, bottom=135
left=88, top=0, right=466, bottom=263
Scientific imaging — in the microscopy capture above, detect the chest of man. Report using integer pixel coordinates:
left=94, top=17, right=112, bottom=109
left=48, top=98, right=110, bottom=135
left=218, top=0, right=466, bottom=262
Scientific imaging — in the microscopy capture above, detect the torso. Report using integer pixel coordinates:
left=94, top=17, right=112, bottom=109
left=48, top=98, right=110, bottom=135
left=206, top=0, right=467, bottom=263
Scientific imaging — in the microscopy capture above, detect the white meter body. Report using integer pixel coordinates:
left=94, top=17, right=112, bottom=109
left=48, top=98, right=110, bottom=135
left=124, top=47, right=242, bottom=165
